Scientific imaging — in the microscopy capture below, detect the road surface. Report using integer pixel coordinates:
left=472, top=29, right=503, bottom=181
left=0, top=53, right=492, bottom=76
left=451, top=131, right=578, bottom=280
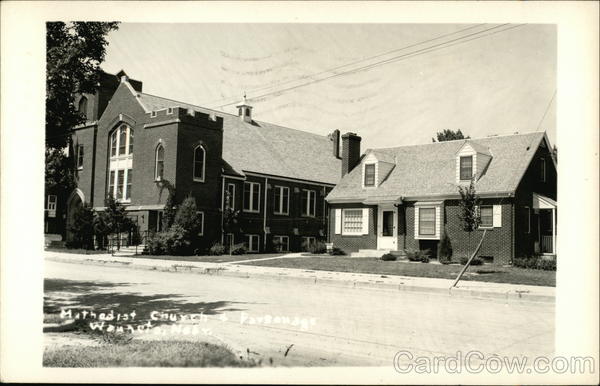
left=44, top=259, right=554, bottom=367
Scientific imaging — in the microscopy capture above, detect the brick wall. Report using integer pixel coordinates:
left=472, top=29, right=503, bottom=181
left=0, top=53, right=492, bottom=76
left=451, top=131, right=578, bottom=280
left=329, top=203, right=378, bottom=253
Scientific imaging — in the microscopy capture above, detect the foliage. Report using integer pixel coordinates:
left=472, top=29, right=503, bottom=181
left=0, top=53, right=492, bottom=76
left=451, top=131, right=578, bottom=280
left=458, top=178, right=481, bottom=233
left=513, top=255, right=556, bottom=271
left=381, top=253, right=397, bottom=261
left=173, top=196, right=203, bottom=237
left=459, top=256, right=484, bottom=266
left=437, top=230, right=453, bottom=264
left=230, top=243, right=247, bottom=255
left=405, top=249, right=431, bottom=263
left=208, top=243, right=226, bottom=256
left=92, top=211, right=111, bottom=250
left=45, top=148, right=76, bottom=195
left=66, top=205, right=95, bottom=249
left=303, top=240, right=327, bottom=254
left=162, top=185, right=177, bottom=231
left=46, top=22, right=119, bottom=149
left=432, top=129, right=469, bottom=142
left=222, top=189, right=240, bottom=238
left=328, top=247, right=346, bottom=256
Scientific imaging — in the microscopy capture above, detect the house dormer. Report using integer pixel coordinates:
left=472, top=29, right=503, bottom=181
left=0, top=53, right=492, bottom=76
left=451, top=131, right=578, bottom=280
left=361, top=151, right=395, bottom=188
left=236, top=92, right=253, bottom=123
left=456, top=140, right=492, bottom=183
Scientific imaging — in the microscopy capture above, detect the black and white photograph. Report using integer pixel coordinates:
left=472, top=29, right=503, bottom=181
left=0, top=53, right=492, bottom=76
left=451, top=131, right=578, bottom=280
left=1, top=1, right=598, bottom=384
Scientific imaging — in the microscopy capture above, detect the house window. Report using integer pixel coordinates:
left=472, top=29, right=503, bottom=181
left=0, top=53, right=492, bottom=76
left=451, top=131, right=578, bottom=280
left=460, top=156, right=473, bottom=180
left=540, top=158, right=546, bottom=182
left=418, top=207, right=436, bottom=236
left=480, top=206, right=493, bottom=228
left=364, top=164, right=376, bottom=186
left=76, top=144, right=84, bottom=169
left=47, top=195, right=57, bottom=217
left=245, top=234, right=260, bottom=252
left=150, top=111, right=157, bottom=118
left=193, top=145, right=205, bottom=182
left=273, top=235, right=289, bottom=252
left=155, top=145, right=164, bottom=180
left=243, top=182, right=260, bottom=212
left=302, top=236, right=316, bottom=251
left=196, top=211, right=204, bottom=236
left=78, top=96, right=88, bottom=118
left=274, top=186, right=289, bottom=215
left=301, top=189, right=316, bottom=217
left=226, top=183, right=236, bottom=210
left=342, top=209, right=363, bottom=235
left=110, top=124, right=133, bottom=157
left=167, top=107, right=173, bottom=115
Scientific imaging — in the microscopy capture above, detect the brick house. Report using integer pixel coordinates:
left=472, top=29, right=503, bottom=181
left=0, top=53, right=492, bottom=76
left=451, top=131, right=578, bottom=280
left=48, top=70, right=347, bottom=252
left=325, top=132, right=557, bottom=264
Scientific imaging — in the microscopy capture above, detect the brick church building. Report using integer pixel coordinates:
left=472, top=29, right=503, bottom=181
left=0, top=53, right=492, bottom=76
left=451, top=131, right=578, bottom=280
left=45, top=70, right=357, bottom=253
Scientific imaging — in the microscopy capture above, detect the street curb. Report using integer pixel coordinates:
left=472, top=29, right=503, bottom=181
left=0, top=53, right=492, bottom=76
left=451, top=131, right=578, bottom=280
left=45, top=254, right=555, bottom=304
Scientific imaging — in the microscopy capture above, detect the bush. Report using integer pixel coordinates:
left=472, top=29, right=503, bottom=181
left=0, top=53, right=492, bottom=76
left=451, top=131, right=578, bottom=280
left=308, top=241, right=327, bottom=254
left=328, top=247, right=346, bottom=256
left=230, top=243, right=247, bottom=255
left=459, top=256, right=484, bottom=266
left=438, top=231, right=453, bottom=264
left=405, top=248, right=430, bottom=263
left=147, top=233, right=168, bottom=255
left=513, top=255, right=556, bottom=271
left=381, top=253, right=397, bottom=261
left=67, top=205, right=95, bottom=250
left=208, top=243, right=226, bottom=256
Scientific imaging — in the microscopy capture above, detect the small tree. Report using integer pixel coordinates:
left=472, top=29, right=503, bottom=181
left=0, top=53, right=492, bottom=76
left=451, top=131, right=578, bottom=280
left=104, top=195, right=128, bottom=248
left=170, top=196, right=203, bottom=254
left=93, top=211, right=112, bottom=250
left=432, top=129, right=470, bottom=142
left=67, top=205, right=95, bottom=249
left=438, top=229, right=453, bottom=264
left=162, top=187, right=177, bottom=231
left=458, top=178, right=481, bottom=252
left=222, top=189, right=240, bottom=253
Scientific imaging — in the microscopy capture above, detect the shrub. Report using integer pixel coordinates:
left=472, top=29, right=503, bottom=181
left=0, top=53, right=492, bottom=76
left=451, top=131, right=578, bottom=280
left=328, top=247, right=346, bottom=256
left=208, top=243, right=226, bottom=256
left=67, top=205, right=95, bottom=250
left=459, top=256, right=484, bottom=266
left=381, top=253, right=397, bottom=261
left=437, top=230, right=453, bottom=264
left=536, top=258, right=556, bottom=271
left=230, top=243, right=247, bottom=255
left=147, top=233, right=168, bottom=255
left=309, top=241, right=327, bottom=254
left=405, top=249, right=430, bottom=263
left=513, top=255, right=556, bottom=271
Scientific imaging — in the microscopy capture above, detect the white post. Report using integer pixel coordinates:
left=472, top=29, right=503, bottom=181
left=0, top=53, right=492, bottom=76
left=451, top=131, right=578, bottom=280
left=552, top=207, right=556, bottom=255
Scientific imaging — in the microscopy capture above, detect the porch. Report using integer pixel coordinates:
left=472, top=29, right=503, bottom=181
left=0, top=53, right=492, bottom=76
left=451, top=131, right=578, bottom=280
left=533, top=193, right=557, bottom=257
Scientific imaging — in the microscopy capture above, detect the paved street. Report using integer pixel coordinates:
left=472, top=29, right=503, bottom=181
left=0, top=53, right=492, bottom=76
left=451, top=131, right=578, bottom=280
left=45, top=259, right=555, bottom=367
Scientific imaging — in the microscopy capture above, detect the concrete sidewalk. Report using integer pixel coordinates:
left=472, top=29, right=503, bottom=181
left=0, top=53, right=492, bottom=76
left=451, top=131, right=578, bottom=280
left=44, top=251, right=555, bottom=303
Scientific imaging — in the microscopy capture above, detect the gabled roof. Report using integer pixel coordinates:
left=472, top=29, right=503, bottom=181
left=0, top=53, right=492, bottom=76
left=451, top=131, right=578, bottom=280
left=137, top=93, right=341, bottom=185
left=327, top=132, right=547, bottom=202
left=456, top=139, right=492, bottom=156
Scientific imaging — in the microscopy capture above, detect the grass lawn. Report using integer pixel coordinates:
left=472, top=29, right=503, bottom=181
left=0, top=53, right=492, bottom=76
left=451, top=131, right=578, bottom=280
left=132, top=253, right=284, bottom=263
left=45, top=247, right=110, bottom=255
left=43, top=340, right=256, bottom=367
left=240, top=257, right=556, bottom=287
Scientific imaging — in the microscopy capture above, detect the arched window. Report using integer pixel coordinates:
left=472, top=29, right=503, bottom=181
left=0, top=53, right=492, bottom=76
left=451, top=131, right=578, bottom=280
left=78, top=96, right=88, bottom=118
left=155, top=145, right=165, bottom=180
left=119, top=125, right=127, bottom=155
left=108, top=124, right=134, bottom=202
left=193, top=145, right=205, bottom=182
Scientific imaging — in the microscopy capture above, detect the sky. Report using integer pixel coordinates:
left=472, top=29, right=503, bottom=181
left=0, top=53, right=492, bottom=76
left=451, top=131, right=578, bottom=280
left=102, top=23, right=556, bottom=151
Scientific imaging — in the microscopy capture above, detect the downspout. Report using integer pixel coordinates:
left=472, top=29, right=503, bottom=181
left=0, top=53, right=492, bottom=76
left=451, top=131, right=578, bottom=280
left=220, top=176, right=225, bottom=244
left=90, top=125, right=98, bottom=206
left=263, top=177, right=268, bottom=249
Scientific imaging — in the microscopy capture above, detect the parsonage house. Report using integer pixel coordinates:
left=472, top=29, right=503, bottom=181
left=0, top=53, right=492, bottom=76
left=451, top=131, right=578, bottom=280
left=325, top=131, right=557, bottom=264
left=45, top=70, right=557, bottom=263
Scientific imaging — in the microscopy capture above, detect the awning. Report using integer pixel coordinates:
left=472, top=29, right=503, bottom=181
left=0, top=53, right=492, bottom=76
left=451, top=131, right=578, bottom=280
left=533, top=193, right=557, bottom=209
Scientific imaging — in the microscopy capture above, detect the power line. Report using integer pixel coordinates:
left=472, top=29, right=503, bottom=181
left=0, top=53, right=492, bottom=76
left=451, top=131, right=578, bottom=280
left=536, top=89, right=557, bottom=131
left=202, top=24, right=486, bottom=107
left=213, top=23, right=524, bottom=109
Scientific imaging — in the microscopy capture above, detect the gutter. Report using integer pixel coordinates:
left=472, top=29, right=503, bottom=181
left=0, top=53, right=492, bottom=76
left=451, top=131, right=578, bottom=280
left=326, top=191, right=515, bottom=204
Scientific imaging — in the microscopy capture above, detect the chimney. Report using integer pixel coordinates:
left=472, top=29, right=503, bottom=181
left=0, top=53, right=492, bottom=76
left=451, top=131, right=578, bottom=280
left=331, top=129, right=341, bottom=159
left=341, top=132, right=361, bottom=177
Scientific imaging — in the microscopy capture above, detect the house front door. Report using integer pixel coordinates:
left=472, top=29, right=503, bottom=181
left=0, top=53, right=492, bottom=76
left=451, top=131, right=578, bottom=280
left=377, top=205, right=397, bottom=250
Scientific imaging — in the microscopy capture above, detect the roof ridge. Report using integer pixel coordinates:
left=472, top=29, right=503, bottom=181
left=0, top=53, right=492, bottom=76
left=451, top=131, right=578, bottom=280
left=373, top=131, right=544, bottom=152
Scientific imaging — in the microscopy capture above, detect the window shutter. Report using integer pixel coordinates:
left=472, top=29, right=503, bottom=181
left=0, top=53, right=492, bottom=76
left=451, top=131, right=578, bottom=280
left=414, top=207, right=419, bottom=238
left=493, top=205, right=502, bottom=227
left=362, top=208, right=369, bottom=234
left=435, top=206, right=441, bottom=237
left=334, top=209, right=341, bottom=234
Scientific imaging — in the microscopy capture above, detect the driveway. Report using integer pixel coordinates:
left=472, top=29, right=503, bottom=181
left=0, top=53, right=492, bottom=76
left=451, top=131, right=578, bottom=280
left=44, top=259, right=554, bottom=367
